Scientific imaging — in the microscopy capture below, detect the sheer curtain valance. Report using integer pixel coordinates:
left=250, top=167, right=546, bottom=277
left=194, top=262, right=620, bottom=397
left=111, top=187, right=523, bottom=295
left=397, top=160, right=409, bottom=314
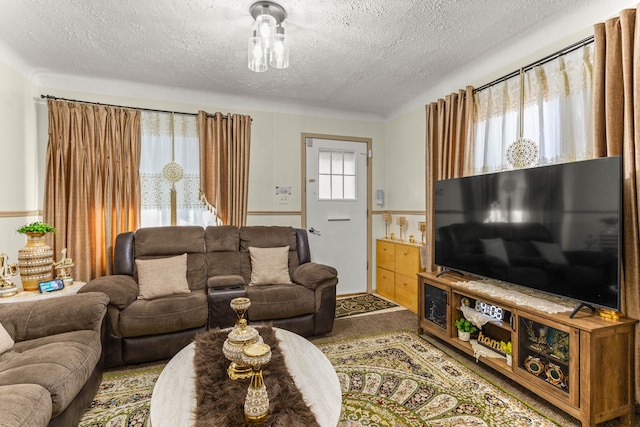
left=140, top=111, right=217, bottom=227
left=473, top=43, right=594, bottom=174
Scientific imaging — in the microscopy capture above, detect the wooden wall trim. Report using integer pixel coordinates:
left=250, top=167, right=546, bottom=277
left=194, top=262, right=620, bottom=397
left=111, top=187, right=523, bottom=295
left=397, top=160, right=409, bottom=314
left=0, top=211, right=42, bottom=218
left=248, top=211, right=302, bottom=216
left=372, top=210, right=426, bottom=216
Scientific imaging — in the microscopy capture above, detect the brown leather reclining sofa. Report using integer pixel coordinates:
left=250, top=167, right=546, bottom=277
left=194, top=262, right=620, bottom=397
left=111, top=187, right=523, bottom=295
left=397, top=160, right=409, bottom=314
left=80, top=225, right=338, bottom=368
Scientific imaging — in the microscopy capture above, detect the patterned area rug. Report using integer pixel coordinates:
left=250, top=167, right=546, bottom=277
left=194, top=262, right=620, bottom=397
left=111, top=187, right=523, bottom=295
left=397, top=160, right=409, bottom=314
left=79, top=330, right=560, bottom=427
left=78, top=364, right=163, bottom=427
left=335, top=293, right=400, bottom=318
left=316, top=330, right=560, bottom=427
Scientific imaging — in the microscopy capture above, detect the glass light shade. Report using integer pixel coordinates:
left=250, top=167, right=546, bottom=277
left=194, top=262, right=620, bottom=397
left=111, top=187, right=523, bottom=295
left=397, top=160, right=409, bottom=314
left=248, top=31, right=268, bottom=72
left=269, top=26, right=289, bottom=69
left=255, top=14, right=276, bottom=40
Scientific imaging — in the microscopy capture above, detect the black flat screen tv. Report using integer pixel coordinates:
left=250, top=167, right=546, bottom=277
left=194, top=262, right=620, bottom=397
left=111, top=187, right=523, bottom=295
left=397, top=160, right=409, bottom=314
left=434, top=157, right=622, bottom=314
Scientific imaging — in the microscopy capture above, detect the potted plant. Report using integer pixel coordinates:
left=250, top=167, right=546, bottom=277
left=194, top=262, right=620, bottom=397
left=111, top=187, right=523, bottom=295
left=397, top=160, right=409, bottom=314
left=454, top=317, right=477, bottom=341
left=16, top=222, right=56, bottom=291
left=16, top=221, right=57, bottom=235
left=500, top=341, right=513, bottom=366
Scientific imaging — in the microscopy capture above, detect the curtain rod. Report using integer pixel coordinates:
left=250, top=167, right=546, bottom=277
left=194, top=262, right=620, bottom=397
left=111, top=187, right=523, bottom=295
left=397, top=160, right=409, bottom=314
left=473, top=35, right=595, bottom=93
left=40, top=95, right=244, bottom=121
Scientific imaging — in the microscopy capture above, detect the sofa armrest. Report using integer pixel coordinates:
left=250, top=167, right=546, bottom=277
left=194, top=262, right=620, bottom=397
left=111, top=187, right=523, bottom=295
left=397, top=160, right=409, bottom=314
left=292, top=262, right=338, bottom=291
left=0, top=292, right=109, bottom=342
left=79, top=275, right=139, bottom=309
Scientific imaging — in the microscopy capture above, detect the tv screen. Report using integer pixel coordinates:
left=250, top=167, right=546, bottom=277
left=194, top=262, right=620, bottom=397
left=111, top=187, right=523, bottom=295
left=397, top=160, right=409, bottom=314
left=434, top=157, right=621, bottom=312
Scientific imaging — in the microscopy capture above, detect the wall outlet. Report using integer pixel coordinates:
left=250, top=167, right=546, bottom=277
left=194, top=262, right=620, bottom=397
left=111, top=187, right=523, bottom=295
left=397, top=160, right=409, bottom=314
left=278, top=195, right=289, bottom=204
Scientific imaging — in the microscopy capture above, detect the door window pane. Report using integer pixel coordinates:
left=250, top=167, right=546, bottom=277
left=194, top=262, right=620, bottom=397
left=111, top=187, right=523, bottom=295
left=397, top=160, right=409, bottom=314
left=331, top=175, right=344, bottom=199
left=318, top=175, right=331, bottom=199
left=332, top=151, right=344, bottom=174
left=319, top=150, right=331, bottom=174
left=317, top=148, right=357, bottom=200
left=344, top=151, right=355, bottom=175
left=344, top=176, right=356, bottom=199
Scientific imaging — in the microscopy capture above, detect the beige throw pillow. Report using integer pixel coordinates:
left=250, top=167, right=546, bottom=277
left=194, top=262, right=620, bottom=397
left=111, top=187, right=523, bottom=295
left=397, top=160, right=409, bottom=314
left=0, top=322, right=14, bottom=355
left=136, top=253, right=191, bottom=299
left=249, top=246, right=292, bottom=286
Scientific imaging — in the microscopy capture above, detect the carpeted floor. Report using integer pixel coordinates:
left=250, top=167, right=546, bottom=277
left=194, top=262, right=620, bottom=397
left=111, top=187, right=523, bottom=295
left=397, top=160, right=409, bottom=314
left=317, top=330, right=561, bottom=426
left=79, top=307, right=638, bottom=427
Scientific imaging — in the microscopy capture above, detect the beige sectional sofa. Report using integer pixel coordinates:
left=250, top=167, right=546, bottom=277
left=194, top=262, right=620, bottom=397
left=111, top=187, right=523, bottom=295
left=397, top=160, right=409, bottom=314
left=0, top=292, right=109, bottom=427
left=81, top=225, right=338, bottom=368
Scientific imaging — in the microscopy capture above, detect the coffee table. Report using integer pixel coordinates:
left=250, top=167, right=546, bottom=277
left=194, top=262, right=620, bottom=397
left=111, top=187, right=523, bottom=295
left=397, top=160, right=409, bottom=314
left=150, top=327, right=342, bottom=427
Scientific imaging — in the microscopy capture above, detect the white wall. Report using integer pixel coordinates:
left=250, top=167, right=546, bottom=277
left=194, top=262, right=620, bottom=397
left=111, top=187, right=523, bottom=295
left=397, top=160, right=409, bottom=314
left=1, top=0, right=636, bottom=288
left=0, top=60, right=41, bottom=286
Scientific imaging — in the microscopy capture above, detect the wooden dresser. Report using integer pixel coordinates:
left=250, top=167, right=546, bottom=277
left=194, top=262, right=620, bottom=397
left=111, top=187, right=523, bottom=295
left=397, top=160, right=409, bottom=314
left=375, top=239, right=424, bottom=313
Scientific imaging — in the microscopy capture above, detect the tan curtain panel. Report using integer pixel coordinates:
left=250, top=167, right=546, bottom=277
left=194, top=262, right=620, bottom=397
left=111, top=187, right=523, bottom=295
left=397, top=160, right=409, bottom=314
left=197, top=111, right=251, bottom=226
left=425, top=86, right=475, bottom=271
left=44, top=99, right=141, bottom=281
left=593, top=7, right=640, bottom=402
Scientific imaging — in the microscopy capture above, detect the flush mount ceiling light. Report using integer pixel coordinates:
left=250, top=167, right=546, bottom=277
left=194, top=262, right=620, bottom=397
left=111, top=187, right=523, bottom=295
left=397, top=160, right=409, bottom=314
left=248, top=1, right=289, bottom=72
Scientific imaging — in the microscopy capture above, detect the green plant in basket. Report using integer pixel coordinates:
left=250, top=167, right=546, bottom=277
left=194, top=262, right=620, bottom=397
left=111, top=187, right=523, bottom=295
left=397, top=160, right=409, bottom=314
left=16, top=221, right=56, bottom=234
left=500, top=340, right=513, bottom=356
left=454, top=317, right=478, bottom=333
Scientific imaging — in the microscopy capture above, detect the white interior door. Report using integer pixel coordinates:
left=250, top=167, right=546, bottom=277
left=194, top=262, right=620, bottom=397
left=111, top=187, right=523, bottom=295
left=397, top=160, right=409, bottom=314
left=305, top=137, right=368, bottom=295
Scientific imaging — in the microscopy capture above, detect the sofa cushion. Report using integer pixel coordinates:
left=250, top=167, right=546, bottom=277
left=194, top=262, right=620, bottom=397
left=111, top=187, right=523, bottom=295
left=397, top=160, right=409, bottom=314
left=134, top=226, right=207, bottom=291
left=246, top=285, right=315, bottom=321
left=0, top=322, right=14, bottom=355
left=239, top=226, right=299, bottom=283
left=118, top=290, right=208, bottom=337
left=0, top=383, right=52, bottom=427
left=0, top=330, right=101, bottom=417
left=136, top=253, right=191, bottom=299
left=249, top=246, right=292, bottom=286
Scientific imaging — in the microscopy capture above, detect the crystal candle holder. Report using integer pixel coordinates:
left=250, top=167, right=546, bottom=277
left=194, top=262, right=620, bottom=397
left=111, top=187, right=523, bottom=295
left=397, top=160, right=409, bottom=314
left=230, top=297, right=251, bottom=324
left=242, top=343, right=272, bottom=423
left=222, top=297, right=262, bottom=380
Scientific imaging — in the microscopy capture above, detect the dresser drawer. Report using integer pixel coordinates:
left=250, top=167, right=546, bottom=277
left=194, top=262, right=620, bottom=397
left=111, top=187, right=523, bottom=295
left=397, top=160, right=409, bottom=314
left=376, top=240, right=395, bottom=270
left=395, top=273, right=417, bottom=313
left=376, top=267, right=395, bottom=299
left=395, top=244, right=421, bottom=277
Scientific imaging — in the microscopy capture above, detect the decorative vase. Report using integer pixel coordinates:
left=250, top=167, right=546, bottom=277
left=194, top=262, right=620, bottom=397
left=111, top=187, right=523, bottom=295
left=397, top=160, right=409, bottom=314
left=458, top=330, right=471, bottom=342
left=506, top=354, right=513, bottom=366
left=18, top=232, right=53, bottom=291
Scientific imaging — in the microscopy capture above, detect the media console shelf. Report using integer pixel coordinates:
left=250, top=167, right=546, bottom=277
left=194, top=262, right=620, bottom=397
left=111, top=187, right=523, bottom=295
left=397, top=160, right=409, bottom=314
left=418, top=271, right=637, bottom=427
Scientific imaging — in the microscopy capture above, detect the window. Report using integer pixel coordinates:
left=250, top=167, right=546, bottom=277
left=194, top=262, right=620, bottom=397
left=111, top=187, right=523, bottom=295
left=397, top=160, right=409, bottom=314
left=318, top=149, right=357, bottom=200
left=140, top=112, right=217, bottom=227
left=473, top=43, right=594, bottom=174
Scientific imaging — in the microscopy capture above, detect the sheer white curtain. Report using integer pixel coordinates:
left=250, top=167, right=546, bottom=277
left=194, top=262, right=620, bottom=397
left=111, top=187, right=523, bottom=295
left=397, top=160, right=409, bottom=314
left=473, top=43, right=594, bottom=173
left=140, top=111, right=217, bottom=227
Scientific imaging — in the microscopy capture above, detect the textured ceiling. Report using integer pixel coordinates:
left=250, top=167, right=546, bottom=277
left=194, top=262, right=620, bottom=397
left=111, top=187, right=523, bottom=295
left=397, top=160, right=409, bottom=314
left=0, top=0, right=608, bottom=118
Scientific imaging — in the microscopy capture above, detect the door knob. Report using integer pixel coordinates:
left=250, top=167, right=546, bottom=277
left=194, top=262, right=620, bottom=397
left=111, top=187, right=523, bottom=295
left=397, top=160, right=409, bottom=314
left=308, top=227, right=321, bottom=236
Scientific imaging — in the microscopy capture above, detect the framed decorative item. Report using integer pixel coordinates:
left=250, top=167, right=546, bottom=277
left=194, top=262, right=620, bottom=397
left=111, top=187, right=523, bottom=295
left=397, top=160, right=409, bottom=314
left=524, top=356, right=544, bottom=376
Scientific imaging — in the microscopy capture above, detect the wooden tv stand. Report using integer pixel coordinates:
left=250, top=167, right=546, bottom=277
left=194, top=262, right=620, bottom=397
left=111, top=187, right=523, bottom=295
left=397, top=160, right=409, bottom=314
left=418, top=272, right=637, bottom=427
